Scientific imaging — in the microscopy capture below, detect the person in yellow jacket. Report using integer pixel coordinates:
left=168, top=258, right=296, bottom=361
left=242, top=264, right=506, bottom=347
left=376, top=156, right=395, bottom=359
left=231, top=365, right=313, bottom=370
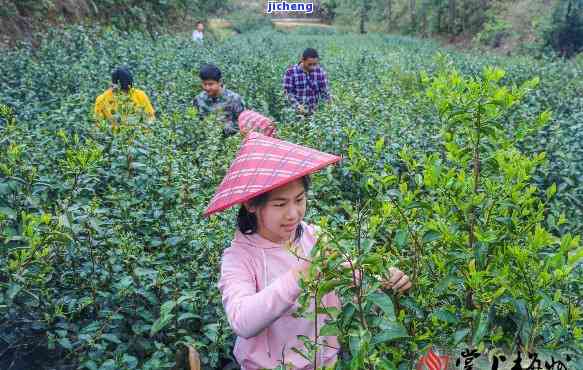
left=94, top=67, right=155, bottom=127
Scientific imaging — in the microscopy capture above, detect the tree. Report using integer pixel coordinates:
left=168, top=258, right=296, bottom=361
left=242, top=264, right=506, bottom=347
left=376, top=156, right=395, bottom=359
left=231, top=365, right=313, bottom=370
left=421, top=0, right=431, bottom=37
left=385, top=0, right=393, bottom=31
left=448, top=0, right=456, bottom=34
left=546, top=0, right=583, bottom=57
left=360, top=0, right=371, bottom=33
left=479, top=0, right=489, bottom=26
left=410, top=0, right=417, bottom=30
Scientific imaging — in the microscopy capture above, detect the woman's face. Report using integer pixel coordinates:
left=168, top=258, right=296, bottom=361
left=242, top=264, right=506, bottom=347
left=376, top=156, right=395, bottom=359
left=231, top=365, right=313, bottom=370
left=247, top=179, right=307, bottom=244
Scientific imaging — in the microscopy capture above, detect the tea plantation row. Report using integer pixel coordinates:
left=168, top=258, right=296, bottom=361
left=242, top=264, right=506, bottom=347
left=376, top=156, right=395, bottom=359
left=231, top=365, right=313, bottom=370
left=0, top=26, right=582, bottom=369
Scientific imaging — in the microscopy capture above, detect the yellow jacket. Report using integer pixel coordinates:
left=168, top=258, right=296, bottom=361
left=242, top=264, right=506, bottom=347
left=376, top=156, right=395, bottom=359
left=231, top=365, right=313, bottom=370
left=94, top=88, right=155, bottom=123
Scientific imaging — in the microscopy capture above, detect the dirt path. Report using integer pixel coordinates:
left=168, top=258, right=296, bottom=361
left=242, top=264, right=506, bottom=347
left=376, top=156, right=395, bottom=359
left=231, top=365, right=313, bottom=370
left=272, top=19, right=332, bottom=31
left=272, top=21, right=332, bottom=28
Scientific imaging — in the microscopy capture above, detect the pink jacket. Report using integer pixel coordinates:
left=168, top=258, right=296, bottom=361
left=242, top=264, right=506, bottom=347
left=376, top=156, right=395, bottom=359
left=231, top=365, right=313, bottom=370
left=218, top=222, right=341, bottom=369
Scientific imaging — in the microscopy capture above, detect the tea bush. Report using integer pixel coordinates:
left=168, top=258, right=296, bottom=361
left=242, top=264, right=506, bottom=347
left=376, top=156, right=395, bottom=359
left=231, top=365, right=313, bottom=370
left=1, top=26, right=582, bottom=369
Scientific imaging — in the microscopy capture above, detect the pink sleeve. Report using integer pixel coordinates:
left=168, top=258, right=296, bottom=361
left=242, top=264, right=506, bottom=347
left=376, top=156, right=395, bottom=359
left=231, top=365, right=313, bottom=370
left=218, top=247, right=302, bottom=339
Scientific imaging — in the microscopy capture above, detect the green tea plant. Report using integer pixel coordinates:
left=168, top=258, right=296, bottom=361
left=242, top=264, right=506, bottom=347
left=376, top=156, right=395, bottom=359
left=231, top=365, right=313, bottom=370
left=1, top=26, right=582, bottom=369
left=0, top=103, right=241, bottom=369
left=292, top=62, right=583, bottom=368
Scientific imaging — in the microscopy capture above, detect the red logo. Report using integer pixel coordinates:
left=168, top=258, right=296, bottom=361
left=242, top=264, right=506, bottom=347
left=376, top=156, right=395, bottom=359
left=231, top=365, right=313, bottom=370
left=416, top=347, right=449, bottom=370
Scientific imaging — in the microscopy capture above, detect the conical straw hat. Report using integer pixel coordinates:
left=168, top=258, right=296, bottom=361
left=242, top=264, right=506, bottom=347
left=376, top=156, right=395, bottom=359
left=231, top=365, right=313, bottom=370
left=204, top=132, right=341, bottom=217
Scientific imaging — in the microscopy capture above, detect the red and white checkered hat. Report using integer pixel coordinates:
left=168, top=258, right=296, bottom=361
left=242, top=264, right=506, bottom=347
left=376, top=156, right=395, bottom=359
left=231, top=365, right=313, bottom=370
left=204, top=132, right=341, bottom=217
left=238, top=110, right=276, bottom=137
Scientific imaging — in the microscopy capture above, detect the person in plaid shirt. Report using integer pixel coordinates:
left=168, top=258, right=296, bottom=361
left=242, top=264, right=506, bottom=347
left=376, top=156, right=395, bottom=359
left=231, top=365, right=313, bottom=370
left=194, top=64, right=246, bottom=137
left=282, top=48, right=331, bottom=115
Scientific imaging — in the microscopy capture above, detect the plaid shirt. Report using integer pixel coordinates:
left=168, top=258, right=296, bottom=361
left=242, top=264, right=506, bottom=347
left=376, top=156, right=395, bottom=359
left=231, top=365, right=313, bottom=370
left=282, top=63, right=330, bottom=112
left=194, top=88, right=245, bottom=135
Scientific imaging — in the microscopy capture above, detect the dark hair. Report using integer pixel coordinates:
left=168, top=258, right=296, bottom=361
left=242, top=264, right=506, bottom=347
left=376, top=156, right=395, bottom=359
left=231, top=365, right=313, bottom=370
left=302, top=48, right=319, bottom=60
left=196, top=21, right=204, bottom=26
left=237, top=176, right=311, bottom=242
left=199, top=64, right=222, bottom=82
left=112, top=67, right=133, bottom=92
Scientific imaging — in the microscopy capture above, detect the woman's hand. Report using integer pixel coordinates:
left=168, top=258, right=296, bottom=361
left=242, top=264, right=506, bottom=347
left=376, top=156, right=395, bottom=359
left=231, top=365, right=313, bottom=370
left=291, top=258, right=312, bottom=281
left=381, top=267, right=412, bottom=294
left=240, top=127, right=250, bottom=136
